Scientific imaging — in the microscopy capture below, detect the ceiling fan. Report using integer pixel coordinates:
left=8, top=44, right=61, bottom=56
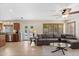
left=47, top=8, right=79, bottom=18
left=62, top=8, right=79, bottom=15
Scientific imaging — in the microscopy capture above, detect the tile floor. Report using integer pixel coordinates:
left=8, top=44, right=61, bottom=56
left=0, top=41, right=79, bottom=56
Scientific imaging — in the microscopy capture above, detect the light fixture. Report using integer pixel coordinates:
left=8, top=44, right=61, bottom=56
left=62, top=8, right=71, bottom=15
left=62, top=14, right=69, bottom=18
left=62, top=8, right=71, bottom=18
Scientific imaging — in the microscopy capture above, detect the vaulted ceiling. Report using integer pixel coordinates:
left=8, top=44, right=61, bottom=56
left=0, top=3, right=79, bottom=20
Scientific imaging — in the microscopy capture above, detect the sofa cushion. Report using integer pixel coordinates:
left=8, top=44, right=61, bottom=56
left=38, top=38, right=58, bottom=41
left=41, top=34, right=47, bottom=38
left=53, top=34, right=60, bottom=38
left=37, top=34, right=53, bottom=38
left=46, top=34, right=53, bottom=38
left=61, top=34, right=77, bottom=40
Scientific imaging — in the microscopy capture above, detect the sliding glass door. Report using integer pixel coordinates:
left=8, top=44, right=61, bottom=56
left=43, top=23, right=63, bottom=35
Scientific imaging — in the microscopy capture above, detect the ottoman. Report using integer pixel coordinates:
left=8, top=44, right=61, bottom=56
left=68, top=40, right=79, bottom=49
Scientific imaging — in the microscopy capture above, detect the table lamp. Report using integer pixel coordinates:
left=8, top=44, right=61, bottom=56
left=31, top=29, right=37, bottom=37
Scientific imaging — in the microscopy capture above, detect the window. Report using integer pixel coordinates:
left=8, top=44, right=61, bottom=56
left=66, top=21, right=76, bottom=36
left=43, top=23, right=63, bottom=35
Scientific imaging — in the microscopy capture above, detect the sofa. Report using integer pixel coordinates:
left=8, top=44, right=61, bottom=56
left=35, top=34, right=65, bottom=46
left=35, top=34, right=77, bottom=46
left=67, top=40, right=79, bottom=49
left=61, top=34, right=77, bottom=39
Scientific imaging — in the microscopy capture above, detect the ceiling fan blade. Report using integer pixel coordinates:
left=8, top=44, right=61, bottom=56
left=69, top=11, right=79, bottom=14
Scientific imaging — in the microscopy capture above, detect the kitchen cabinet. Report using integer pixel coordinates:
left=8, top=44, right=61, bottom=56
left=0, top=23, right=3, bottom=30
left=12, top=33, right=20, bottom=42
left=14, top=23, right=20, bottom=30
left=0, top=34, right=6, bottom=47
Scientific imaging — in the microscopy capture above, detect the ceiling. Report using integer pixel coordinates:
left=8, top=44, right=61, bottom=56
left=0, top=3, right=79, bottom=20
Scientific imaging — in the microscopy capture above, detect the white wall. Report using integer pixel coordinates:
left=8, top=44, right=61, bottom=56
left=20, top=20, right=65, bottom=34
left=19, top=20, right=65, bottom=40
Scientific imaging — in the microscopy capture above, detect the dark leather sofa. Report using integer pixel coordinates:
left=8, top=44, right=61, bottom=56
left=61, top=34, right=79, bottom=49
left=67, top=40, right=79, bottom=49
left=35, top=34, right=77, bottom=46
left=35, top=34, right=59, bottom=46
left=61, top=34, right=77, bottom=39
left=35, top=34, right=62, bottom=46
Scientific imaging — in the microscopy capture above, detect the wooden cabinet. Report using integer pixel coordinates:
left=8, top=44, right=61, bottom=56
left=4, top=23, right=20, bottom=42
left=5, top=34, right=9, bottom=42
left=0, top=34, right=6, bottom=47
left=12, top=33, right=19, bottom=42
left=14, top=23, right=20, bottom=30
left=0, top=23, right=3, bottom=30
left=13, top=23, right=20, bottom=42
left=5, top=33, right=20, bottom=42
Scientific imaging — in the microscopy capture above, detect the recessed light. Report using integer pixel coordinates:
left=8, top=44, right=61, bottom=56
left=9, top=9, right=13, bottom=12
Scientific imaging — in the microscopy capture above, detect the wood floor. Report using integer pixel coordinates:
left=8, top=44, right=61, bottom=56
left=0, top=41, right=79, bottom=56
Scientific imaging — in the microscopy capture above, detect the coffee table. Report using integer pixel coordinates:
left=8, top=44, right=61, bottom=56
left=51, top=38, right=68, bottom=55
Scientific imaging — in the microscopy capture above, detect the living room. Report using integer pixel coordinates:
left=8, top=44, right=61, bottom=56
left=0, top=3, right=79, bottom=56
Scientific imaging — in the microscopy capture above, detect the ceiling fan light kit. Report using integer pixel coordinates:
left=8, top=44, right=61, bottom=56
left=62, top=8, right=79, bottom=15
left=62, top=14, right=69, bottom=18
